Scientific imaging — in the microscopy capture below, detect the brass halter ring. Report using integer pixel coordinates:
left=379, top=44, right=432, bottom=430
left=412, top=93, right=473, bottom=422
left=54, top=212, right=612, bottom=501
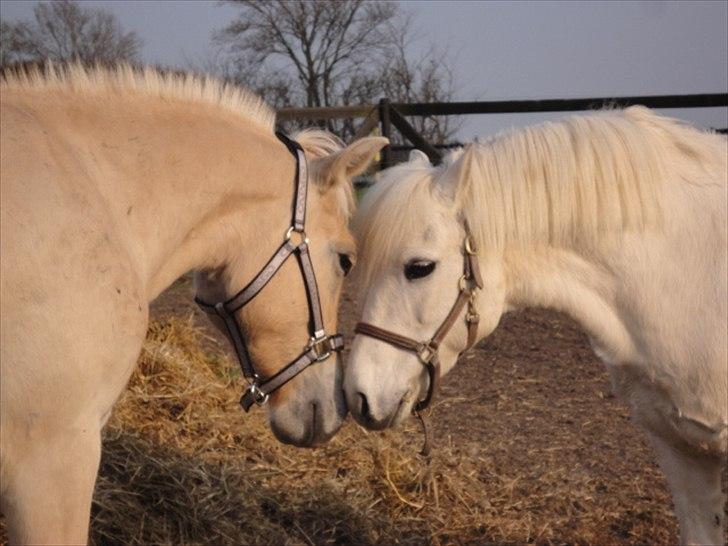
left=308, top=334, right=333, bottom=362
left=285, top=226, right=309, bottom=246
left=464, top=235, right=478, bottom=255
left=416, top=343, right=437, bottom=365
left=246, top=380, right=270, bottom=406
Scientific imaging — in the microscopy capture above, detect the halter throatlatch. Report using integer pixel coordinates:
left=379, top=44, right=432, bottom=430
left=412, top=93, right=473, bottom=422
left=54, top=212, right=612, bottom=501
left=195, top=132, right=343, bottom=411
left=354, top=223, right=483, bottom=453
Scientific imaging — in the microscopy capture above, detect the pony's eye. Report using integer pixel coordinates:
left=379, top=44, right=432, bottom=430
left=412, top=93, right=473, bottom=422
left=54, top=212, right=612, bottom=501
left=404, top=259, right=436, bottom=280
left=338, top=253, right=353, bottom=276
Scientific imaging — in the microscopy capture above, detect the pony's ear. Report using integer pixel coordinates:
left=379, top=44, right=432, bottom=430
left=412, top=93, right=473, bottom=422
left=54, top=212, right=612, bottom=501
left=409, top=149, right=431, bottom=164
left=439, top=144, right=476, bottom=205
left=313, top=137, right=389, bottom=189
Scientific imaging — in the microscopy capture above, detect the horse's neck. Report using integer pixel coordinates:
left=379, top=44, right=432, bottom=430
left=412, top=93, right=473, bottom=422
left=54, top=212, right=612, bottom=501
left=87, top=103, right=294, bottom=300
left=502, top=245, right=638, bottom=364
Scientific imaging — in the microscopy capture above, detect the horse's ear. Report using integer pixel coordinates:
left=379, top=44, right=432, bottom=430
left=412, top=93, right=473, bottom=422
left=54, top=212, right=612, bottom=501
left=439, top=144, right=476, bottom=205
left=313, top=137, right=389, bottom=189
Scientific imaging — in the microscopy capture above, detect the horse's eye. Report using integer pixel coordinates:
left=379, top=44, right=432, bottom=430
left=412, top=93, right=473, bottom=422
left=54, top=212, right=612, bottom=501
left=404, top=259, right=436, bottom=280
left=338, top=253, right=353, bottom=276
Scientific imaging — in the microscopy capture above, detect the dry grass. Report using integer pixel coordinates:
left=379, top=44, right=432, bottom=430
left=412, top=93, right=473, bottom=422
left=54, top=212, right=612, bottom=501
left=84, top=314, right=633, bottom=546
left=90, top=316, right=496, bottom=545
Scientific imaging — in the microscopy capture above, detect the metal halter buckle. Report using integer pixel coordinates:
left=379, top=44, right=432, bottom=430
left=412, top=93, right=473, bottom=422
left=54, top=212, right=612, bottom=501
left=465, top=236, right=478, bottom=255
left=416, top=343, right=437, bottom=364
left=285, top=226, right=309, bottom=246
left=458, top=275, right=470, bottom=291
left=308, top=333, right=333, bottom=362
left=246, top=381, right=270, bottom=406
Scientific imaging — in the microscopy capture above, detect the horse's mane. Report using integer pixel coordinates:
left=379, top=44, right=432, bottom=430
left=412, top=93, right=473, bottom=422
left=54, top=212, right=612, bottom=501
left=1, top=62, right=276, bottom=135
left=1, top=63, right=353, bottom=217
left=293, top=129, right=354, bottom=218
left=355, top=107, right=726, bottom=283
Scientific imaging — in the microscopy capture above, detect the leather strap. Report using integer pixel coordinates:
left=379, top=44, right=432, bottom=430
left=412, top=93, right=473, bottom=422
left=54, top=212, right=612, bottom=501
left=296, top=242, right=325, bottom=335
left=194, top=240, right=297, bottom=314
left=194, top=131, right=343, bottom=412
left=240, top=334, right=344, bottom=411
left=430, top=289, right=470, bottom=348
left=354, top=322, right=422, bottom=353
left=353, top=223, right=483, bottom=412
left=276, top=131, right=308, bottom=231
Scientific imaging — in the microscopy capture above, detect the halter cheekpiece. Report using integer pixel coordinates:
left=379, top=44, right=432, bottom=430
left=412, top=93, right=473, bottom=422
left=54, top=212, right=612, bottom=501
left=195, top=131, right=344, bottom=411
left=355, top=223, right=483, bottom=412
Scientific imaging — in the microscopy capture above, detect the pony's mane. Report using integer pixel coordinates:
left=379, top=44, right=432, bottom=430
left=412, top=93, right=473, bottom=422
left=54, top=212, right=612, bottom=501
left=1, top=63, right=276, bottom=134
left=355, top=107, right=726, bottom=283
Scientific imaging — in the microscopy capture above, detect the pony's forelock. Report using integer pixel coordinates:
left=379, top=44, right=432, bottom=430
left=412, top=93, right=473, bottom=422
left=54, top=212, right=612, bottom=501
left=353, top=158, right=447, bottom=287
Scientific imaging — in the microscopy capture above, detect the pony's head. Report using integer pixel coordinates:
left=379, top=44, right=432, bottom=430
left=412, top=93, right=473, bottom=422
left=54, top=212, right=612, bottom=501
left=345, top=149, right=507, bottom=429
left=196, top=131, right=387, bottom=446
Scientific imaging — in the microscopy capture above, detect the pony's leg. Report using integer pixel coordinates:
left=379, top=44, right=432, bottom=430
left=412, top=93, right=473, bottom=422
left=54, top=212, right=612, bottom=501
left=2, top=424, right=102, bottom=545
left=647, top=432, right=725, bottom=545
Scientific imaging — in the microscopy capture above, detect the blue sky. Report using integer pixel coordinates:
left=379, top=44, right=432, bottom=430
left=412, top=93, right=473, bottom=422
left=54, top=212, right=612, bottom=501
left=2, top=0, right=726, bottom=139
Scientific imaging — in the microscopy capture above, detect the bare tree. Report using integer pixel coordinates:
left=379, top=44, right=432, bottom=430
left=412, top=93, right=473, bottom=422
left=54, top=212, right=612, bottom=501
left=214, top=0, right=395, bottom=109
left=213, top=0, right=459, bottom=143
left=1, top=0, right=140, bottom=68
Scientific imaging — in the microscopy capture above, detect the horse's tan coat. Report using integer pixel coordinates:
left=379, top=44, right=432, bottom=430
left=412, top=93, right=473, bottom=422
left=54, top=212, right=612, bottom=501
left=0, top=66, right=386, bottom=544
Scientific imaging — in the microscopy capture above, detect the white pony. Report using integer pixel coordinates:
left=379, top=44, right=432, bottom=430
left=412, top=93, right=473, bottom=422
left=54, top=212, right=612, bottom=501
left=345, top=107, right=727, bottom=545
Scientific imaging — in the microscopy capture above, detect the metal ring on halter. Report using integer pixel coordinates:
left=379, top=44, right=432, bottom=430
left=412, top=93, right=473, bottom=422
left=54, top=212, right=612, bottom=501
left=465, top=236, right=478, bottom=255
left=416, top=343, right=437, bottom=365
left=246, top=382, right=270, bottom=406
left=285, top=226, right=309, bottom=246
left=458, top=275, right=470, bottom=291
left=308, top=334, right=333, bottom=362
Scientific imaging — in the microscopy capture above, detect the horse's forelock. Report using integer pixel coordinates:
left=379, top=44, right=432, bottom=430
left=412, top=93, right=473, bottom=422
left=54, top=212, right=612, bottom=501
left=353, top=161, right=443, bottom=288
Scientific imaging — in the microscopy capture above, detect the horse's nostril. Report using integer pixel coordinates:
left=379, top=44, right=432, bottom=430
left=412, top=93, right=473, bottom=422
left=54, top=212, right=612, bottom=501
left=357, top=392, right=371, bottom=420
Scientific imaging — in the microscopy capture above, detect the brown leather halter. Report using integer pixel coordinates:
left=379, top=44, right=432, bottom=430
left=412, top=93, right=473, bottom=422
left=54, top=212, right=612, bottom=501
left=195, top=132, right=343, bottom=411
left=354, top=223, right=483, bottom=413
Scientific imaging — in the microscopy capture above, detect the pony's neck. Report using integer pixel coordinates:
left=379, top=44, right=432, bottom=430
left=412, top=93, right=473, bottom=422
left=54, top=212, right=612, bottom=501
left=91, top=101, right=295, bottom=300
left=502, top=245, right=638, bottom=365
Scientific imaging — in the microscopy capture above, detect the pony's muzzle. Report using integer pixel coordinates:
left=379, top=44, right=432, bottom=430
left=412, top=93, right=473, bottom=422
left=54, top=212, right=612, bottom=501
left=351, top=390, right=411, bottom=430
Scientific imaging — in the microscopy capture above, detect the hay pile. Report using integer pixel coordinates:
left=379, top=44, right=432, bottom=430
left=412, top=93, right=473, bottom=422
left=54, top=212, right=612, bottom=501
left=91, top=316, right=495, bottom=545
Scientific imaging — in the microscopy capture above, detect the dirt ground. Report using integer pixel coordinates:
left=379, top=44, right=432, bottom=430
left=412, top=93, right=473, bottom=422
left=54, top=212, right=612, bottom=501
left=149, top=275, right=724, bottom=545
left=2, top=274, right=725, bottom=545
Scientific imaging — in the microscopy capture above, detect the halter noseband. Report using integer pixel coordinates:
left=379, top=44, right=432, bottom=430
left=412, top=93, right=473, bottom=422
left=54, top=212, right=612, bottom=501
left=354, top=223, right=483, bottom=412
left=195, top=131, right=343, bottom=411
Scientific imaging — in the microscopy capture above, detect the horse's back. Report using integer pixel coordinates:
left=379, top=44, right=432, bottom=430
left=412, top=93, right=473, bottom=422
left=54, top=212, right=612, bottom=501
left=611, top=144, right=727, bottom=452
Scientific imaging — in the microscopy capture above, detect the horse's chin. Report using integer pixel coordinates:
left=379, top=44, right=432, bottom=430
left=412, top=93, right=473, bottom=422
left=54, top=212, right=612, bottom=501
left=268, top=398, right=346, bottom=447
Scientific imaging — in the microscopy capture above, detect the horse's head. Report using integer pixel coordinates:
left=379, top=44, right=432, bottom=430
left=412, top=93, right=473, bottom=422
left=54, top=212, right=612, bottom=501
left=345, top=149, right=506, bottom=430
left=196, top=131, right=387, bottom=446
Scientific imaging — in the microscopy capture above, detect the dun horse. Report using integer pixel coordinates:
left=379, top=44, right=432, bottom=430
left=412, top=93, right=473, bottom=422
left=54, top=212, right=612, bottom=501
left=346, top=107, right=727, bottom=545
left=0, top=65, right=386, bottom=544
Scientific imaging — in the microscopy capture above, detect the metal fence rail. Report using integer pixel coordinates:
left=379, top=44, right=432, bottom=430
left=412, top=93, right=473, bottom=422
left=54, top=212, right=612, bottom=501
left=277, top=93, right=728, bottom=168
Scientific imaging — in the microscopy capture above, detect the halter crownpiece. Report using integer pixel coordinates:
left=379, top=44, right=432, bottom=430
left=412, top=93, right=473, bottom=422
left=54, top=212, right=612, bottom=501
left=195, top=131, right=344, bottom=411
left=354, top=221, right=484, bottom=414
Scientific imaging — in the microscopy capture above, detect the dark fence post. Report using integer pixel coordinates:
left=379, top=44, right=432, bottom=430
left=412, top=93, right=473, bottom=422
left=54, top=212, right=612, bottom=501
left=388, top=106, right=443, bottom=165
left=378, top=98, right=392, bottom=170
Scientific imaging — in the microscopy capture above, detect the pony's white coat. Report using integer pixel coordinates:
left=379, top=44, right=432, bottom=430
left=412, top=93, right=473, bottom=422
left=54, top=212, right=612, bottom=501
left=347, top=107, right=727, bottom=545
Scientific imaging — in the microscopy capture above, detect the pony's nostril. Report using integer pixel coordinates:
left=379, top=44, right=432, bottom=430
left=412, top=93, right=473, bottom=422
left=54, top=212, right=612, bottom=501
left=356, top=392, right=371, bottom=420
